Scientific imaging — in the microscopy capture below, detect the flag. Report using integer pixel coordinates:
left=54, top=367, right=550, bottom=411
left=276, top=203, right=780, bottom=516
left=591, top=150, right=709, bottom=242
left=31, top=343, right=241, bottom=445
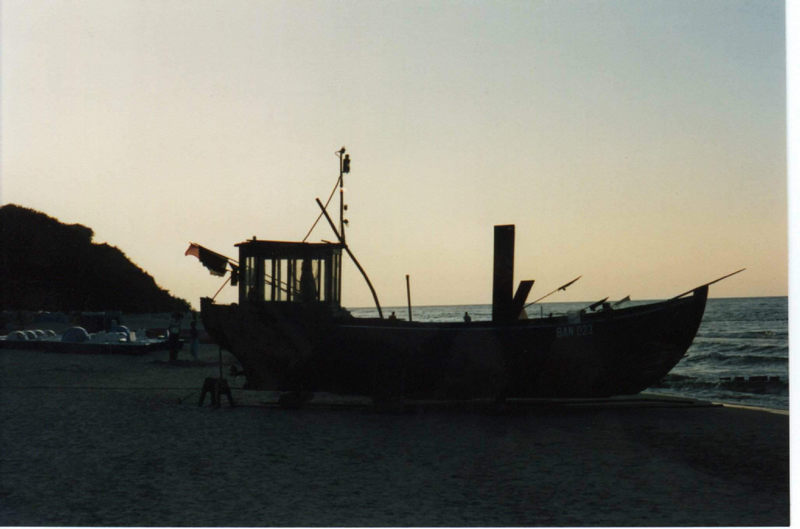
left=185, top=242, right=229, bottom=276
left=185, top=243, right=201, bottom=259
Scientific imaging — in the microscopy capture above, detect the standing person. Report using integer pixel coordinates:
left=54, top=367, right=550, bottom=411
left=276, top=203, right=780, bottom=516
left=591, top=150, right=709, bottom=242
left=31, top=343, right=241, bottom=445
left=168, top=312, right=182, bottom=362
left=190, top=316, right=199, bottom=360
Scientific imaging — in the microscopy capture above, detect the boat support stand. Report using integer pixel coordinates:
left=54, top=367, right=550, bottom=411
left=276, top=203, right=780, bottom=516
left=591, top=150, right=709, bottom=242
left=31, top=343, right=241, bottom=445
left=198, top=346, right=235, bottom=408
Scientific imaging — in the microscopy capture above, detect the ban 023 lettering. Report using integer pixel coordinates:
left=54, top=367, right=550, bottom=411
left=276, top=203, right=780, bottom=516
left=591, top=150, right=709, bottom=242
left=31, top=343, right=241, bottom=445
left=556, top=324, right=593, bottom=339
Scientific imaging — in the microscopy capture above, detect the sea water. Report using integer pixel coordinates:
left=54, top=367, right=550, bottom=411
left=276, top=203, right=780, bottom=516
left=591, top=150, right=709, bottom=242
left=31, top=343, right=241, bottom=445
left=351, top=297, right=788, bottom=410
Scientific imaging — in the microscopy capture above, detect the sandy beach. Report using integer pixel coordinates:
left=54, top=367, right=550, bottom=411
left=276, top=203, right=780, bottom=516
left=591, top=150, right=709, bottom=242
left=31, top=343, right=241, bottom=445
left=0, top=333, right=789, bottom=526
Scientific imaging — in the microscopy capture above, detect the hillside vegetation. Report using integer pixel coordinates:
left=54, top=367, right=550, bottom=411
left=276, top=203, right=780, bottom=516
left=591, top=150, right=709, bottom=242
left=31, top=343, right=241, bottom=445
left=0, top=204, right=190, bottom=313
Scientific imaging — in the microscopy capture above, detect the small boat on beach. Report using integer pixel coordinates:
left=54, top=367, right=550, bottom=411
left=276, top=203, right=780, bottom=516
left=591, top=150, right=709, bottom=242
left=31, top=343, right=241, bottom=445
left=190, top=149, right=741, bottom=402
left=0, top=327, right=171, bottom=355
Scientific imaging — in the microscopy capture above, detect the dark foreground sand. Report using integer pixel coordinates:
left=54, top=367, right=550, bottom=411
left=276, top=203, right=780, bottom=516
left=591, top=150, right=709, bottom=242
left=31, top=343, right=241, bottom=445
left=0, top=343, right=789, bottom=527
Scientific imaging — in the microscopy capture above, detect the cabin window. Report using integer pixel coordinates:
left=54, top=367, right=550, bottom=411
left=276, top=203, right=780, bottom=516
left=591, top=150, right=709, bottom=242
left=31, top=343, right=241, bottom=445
left=262, top=258, right=323, bottom=303
left=244, top=256, right=256, bottom=302
left=277, top=259, right=287, bottom=301
left=313, top=259, right=323, bottom=301
left=238, top=244, right=342, bottom=306
left=291, top=260, right=299, bottom=301
left=332, top=252, right=341, bottom=302
left=270, top=259, right=279, bottom=301
left=262, top=259, right=273, bottom=302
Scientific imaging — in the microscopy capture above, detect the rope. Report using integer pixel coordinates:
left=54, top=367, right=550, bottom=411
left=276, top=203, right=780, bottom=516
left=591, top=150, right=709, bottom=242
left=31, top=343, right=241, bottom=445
left=212, top=274, right=232, bottom=300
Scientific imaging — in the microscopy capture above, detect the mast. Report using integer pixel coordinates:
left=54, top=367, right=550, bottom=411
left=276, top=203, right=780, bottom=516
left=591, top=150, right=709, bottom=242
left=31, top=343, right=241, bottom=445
left=336, top=147, right=350, bottom=244
left=335, top=147, right=351, bottom=311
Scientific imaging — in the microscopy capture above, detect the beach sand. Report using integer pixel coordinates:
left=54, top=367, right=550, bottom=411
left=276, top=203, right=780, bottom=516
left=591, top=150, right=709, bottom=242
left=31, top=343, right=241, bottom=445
left=0, top=339, right=789, bottom=526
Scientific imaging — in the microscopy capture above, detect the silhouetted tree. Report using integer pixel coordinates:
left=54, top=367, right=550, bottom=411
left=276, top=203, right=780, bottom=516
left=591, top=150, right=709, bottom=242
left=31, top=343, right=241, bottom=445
left=0, top=204, right=190, bottom=312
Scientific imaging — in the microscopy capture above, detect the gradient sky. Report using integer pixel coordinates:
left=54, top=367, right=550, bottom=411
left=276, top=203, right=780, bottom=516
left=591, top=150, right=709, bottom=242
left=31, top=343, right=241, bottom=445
left=1, top=0, right=787, bottom=309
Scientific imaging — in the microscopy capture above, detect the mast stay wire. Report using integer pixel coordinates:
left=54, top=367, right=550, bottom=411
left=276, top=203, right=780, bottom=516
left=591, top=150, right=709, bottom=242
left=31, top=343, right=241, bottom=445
left=302, top=174, right=341, bottom=242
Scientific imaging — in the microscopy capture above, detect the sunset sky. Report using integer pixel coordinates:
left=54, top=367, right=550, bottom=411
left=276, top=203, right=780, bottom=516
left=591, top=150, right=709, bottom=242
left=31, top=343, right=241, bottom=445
left=1, top=0, right=788, bottom=309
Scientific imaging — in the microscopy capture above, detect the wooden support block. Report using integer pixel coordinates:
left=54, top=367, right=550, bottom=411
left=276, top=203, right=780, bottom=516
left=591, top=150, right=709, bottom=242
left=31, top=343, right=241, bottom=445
left=198, top=377, right=235, bottom=407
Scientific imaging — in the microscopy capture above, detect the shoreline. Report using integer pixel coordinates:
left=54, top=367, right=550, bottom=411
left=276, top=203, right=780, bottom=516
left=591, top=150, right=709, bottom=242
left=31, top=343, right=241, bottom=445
left=716, top=401, right=789, bottom=415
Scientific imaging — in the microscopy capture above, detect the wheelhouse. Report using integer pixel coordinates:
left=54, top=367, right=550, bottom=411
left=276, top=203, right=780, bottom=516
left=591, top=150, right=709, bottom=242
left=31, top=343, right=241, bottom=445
left=236, top=239, right=344, bottom=307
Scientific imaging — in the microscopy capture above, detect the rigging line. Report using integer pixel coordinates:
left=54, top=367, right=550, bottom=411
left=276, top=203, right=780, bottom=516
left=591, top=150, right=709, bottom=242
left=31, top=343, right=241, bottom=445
left=523, top=275, right=582, bottom=309
left=212, top=274, right=232, bottom=301
left=670, top=268, right=746, bottom=300
left=264, top=276, right=304, bottom=298
left=302, top=175, right=341, bottom=242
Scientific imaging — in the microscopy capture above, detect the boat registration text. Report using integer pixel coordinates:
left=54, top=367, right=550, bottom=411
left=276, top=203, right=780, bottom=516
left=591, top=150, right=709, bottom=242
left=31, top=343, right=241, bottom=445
left=556, top=324, right=594, bottom=339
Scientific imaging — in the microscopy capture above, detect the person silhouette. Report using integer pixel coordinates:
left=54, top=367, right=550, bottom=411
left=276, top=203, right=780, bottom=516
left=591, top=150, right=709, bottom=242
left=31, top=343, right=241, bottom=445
left=190, top=318, right=199, bottom=360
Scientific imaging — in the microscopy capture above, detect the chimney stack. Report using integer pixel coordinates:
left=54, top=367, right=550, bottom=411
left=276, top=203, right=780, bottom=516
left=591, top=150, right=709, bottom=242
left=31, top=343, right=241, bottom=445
left=492, top=225, right=515, bottom=322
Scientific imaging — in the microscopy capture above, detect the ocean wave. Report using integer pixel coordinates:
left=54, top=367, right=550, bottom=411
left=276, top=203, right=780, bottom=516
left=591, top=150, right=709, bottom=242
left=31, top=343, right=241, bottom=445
left=696, top=329, right=787, bottom=340
left=700, top=314, right=786, bottom=323
left=654, top=373, right=788, bottom=396
left=689, top=339, right=787, bottom=356
left=683, top=350, right=787, bottom=366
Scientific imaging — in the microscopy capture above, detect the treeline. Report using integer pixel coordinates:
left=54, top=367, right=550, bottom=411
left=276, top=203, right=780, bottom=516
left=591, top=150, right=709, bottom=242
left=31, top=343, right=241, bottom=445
left=0, top=204, right=190, bottom=313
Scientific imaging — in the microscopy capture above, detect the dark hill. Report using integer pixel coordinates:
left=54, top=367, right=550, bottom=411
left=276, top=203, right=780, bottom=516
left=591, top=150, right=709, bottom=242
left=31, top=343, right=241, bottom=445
left=0, top=204, right=190, bottom=313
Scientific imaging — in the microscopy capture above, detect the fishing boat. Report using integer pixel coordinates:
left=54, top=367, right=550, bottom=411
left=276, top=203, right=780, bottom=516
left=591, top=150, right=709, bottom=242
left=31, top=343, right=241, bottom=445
left=190, top=149, right=741, bottom=402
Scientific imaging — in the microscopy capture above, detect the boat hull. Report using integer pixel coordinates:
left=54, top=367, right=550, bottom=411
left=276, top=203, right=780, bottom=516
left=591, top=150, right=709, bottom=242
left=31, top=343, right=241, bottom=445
left=201, top=286, right=708, bottom=399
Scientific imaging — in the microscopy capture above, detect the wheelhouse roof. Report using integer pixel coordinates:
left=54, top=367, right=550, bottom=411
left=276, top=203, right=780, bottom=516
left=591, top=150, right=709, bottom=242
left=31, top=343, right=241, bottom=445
left=235, top=239, right=344, bottom=260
